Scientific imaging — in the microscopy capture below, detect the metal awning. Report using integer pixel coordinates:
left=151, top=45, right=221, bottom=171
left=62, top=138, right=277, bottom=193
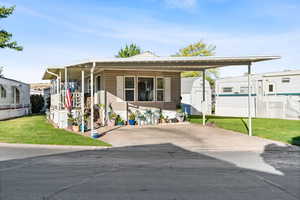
left=42, top=55, right=280, bottom=80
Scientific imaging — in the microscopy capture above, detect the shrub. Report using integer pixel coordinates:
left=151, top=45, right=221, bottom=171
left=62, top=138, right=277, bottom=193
left=30, top=95, right=44, bottom=113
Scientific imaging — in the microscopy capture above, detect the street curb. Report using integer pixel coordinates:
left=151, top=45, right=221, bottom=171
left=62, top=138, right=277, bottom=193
left=0, top=142, right=112, bottom=150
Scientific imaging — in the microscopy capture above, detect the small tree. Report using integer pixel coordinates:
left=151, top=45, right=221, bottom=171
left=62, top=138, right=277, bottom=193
left=0, top=5, right=23, bottom=51
left=116, top=44, right=141, bottom=58
left=30, top=95, right=45, bottom=114
left=173, top=41, right=219, bottom=86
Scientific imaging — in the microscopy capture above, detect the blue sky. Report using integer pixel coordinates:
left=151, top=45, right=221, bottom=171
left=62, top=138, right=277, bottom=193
left=0, top=0, right=300, bottom=83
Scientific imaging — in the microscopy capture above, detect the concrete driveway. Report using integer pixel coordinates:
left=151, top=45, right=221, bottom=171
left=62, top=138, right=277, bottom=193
left=101, top=123, right=286, bottom=152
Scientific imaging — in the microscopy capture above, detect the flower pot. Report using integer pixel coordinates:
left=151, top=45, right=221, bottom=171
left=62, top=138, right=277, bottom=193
left=128, top=119, right=135, bottom=125
left=117, top=121, right=124, bottom=126
left=72, top=125, right=80, bottom=132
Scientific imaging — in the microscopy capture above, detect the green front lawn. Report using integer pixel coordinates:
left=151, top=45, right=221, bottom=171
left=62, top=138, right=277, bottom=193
left=0, top=115, right=110, bottom=146
left=190, top=115, right=300, bottom=146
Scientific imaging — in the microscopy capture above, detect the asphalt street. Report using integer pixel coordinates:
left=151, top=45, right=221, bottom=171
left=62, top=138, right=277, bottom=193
left=0, top=143, right=299, bottom=200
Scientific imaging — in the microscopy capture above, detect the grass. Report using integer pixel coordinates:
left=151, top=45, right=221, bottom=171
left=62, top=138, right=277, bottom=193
left=0, top=115, right=110, bottom=146
left=190, top=115, right=300, bottom=146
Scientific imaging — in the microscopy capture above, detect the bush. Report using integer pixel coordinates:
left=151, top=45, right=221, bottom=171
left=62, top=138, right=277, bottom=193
left=30, top=95, right=45, bottom=113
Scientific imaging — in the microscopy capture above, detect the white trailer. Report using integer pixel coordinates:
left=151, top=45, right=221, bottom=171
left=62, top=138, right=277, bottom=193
left=215, top=69, right=300, bottom=120
left=0, top=77, right=30, bottom=120
left=181, top=77, right=212, bottom=115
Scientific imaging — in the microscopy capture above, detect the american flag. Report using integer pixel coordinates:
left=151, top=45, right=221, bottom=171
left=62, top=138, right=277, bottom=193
left=65, top=88, right=72, bottom=109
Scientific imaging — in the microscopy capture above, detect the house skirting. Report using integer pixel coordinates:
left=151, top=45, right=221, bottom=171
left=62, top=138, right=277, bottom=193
left=0, top=107, right=30, bottom=120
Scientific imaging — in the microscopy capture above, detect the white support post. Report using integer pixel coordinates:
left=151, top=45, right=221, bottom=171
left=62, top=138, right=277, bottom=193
left=65, top=67, right=68, bottom=109
left=248, top=63, right=252, bottom=136
left=202, top=69, right=206, bottom=126
left=90, top=63, right=95, bottom=137
left=59, top=71, right=62, bottom=110
left=81, top=69, right=85, bottom=133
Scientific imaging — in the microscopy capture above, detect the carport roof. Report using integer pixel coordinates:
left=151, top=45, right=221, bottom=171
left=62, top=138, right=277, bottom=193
left=42, top=55, right=280, bottom=80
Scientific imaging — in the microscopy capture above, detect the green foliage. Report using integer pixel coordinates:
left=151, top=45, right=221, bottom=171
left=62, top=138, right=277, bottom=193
left=116, top=43, right=141, bottom=58
left=0, top=115, right=110, bottom=146
left=0, top=5, right=23, bottom=51
left=129, top=112, right=136, bottom=120
left=30, top=95, right=44, bottom=113
left=174, top=41, right=219, bottom=86
left=190, top=115, right=300, bottom=146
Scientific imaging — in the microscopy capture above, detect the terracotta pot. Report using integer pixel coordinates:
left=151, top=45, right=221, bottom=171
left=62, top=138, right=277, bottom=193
left=72, top=125, right=80, bottom=132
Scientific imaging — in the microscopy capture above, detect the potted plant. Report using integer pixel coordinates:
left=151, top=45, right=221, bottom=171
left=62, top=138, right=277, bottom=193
left=116, top=115, right=124, bottom=126
left=72, top=117, right=80, bottom=132
left=160, top=113, right=165, bottom=123
left=128, top=112, right=136, bottom=125
left=108, top=112, right=117, bottom=126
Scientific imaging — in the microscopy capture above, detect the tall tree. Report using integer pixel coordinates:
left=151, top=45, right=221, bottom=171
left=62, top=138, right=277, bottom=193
left=0, top=67, right=3, bottom=77
left=116, top=44, right=141, bottom=58
left=174, top=41, right=219, bottom=85
left=0, top=5, right=23, bottom=51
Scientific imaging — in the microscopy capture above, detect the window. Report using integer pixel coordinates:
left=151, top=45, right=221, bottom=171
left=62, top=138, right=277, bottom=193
left=282, top=78, right=290, bottom=83
left=0, top=85, right=6, bottom=98
left=138, top=77, right=154, bottom=101
left=15, top=88, right=20, bottom=104
left=268, top=84, right=274, bottom=92
left=96, top=76, right=101, bottom=91
left=125, top=77, right=135, bottom=101
left=240, top=87, right=248, bottom=94
left=156, top=78, right=164, bottom=101
left=222, top=87, right=233, bottom=93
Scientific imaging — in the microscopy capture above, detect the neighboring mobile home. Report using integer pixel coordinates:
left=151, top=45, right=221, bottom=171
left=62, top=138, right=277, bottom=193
left=215, top=69, right=300, bottom=120
left=181, top=77, right=212, bottom=115
left=0, top=77, right=30, bottom=120
left=42, top=53, right=279, bottom=135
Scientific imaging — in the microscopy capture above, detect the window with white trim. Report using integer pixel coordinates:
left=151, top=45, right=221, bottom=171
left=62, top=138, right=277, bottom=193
left=0, top=84, right=6, bottom=98
left=222, top=87, right=233, bottom=93
left=282, top=77, right=290, bottom=83
left=268, top=84, right=274, bottom=92
left=138, top=77, right=154, bottom=101
left=156, top=77, right=164, bottom=101
left=125, top=77, right=135, bottom=101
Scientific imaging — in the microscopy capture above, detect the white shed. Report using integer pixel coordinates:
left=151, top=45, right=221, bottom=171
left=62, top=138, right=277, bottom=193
left=181, top=77, right=212, bottom=115
left=0, top=77, right=30, bottom=120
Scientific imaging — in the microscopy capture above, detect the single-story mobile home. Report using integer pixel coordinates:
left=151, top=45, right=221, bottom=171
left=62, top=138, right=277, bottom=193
left=42, top=52, right=279, bottom=136
left=215, top=69, right=300, bottom=120
left=181, top=77, right=212, bottom=115
left=0, top=77, right=30, bottom=120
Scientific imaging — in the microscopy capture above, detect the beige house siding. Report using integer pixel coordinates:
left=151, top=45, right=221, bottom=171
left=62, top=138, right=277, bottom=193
left=100, top=70, right=181, bottom=111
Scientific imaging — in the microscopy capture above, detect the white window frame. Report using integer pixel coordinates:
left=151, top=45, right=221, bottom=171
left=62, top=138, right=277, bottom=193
left=281, top=77, right=290, bottom=83
left=156, top=77, right=165, bottom=102
left=124, top=76, right=135, bottom=101
left=222, top=87, right=233, bottom=93
left=0, top=84, right=6, bottom=98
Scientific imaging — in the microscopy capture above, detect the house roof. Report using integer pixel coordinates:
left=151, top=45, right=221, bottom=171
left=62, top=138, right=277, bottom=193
left=42, top=55, right=280, bottom=80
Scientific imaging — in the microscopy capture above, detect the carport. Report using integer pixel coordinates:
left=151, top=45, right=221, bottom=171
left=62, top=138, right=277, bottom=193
left=45, top=55, right=280, bottom=136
